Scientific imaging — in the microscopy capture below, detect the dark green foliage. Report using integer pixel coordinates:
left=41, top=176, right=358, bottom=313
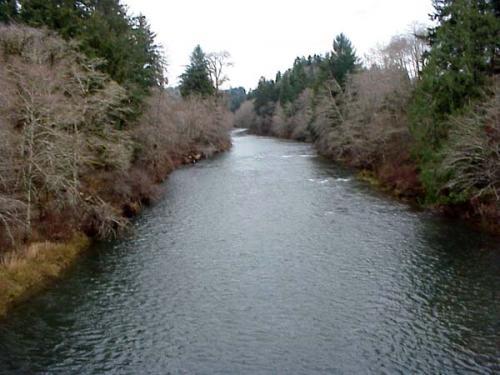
left=250, top=77, right=278, bottom=116
left=179, top=45, right=214, bottom=98
left=410, top=0, right=498, bottom=147
left=329, top=33, right=359, bottom=87
left=410, top=0, right=499, bottom=201
left=17, top=0, right=85, bottom=38
left=0, top=0, right=18, bottom=22
left=78, top=7, right=164, bottom=102
left=246, top=34, right=357, bottom=135
left=11, top=0, right=164, bottom=117
left=225, top=87, right=247, bottom=112
left=248, top=34, right=358, bottom=116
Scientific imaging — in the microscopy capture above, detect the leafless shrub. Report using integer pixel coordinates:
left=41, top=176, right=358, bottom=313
left=0, top=25, right=233, bottom=250
left=321, top=66, right=413, bottom=168
left=366, top=24, right=428, bottom=80
left=134, top=90, right=232, bottom=172
left=311, top=94, right=344, bottom=155
left=270, top=103, right=287, bottom=138
left=234, top=100, right=258, bottom=129
left=82, top=196, right=129, bottom=239
left=441, top=81, right=500, bottom=202
left=288, top=89, right=314, bottom=141
left=0, top=25, right=135, bottom=244
left=0, top=195, right=25, bottom=247
left=269, top=89, right=315, bottom=141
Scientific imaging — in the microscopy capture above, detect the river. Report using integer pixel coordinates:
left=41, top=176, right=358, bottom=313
left=0, top=131, right=499, bottom=373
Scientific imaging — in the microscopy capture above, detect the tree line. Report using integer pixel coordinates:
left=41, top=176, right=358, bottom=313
left=236, top=0, right=499, bottom=230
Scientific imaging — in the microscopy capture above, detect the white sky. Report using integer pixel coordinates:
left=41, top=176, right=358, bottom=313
left=123, top=0, right=433, bottom=91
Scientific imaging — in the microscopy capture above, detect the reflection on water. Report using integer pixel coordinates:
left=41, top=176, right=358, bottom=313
left=0, top=133, right=498, bottom=374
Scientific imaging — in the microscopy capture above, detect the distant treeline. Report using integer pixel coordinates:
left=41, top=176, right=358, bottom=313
left=0, top=1, right=234, bottom=251
left=236, top=0, right=499, bottom=231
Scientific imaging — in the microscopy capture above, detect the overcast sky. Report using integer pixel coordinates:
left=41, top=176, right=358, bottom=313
left=123, top=0, right=433, bottom=91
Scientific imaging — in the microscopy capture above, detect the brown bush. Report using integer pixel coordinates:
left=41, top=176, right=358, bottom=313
left=234, top=100, right=259, bottom=130
left=321, top=66, right=413, bottom=169
left=440, top=79, right=499, bottom=204
left=0, top=25, right=233, bottom=251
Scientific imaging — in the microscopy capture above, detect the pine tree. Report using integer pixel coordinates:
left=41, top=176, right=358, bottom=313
left=411, top=0, right=499, bottom=147
left=409, top=0, right=499, bottom=202
left=16, top=0, right=164, bottom=115
left=18, top=0, right=85, bottom=38
left=330, top=33, right=359, bottom=87
left=179, top=45, right=214, bottom=98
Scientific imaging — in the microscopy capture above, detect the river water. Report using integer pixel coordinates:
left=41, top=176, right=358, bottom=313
left=0, top=131, right=499, bottom=374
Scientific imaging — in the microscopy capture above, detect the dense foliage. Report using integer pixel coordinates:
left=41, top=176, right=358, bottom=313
left=239, top=2, right=499, bottom=229
left=0, top=0, right=16, bottom=22
left=0, top=0, right=165, bottom=115
left=224, top=87, right=247, bottom=112
left=410, top=0, right=500, bottom=204
left=247, top=33, right=359, bottom=124
left=179, top=45, right=215, bottom=98
left=0, top=23, right=232, bottom=250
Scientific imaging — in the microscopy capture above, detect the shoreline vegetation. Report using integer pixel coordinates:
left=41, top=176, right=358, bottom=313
left=235, top=1, right=499, bottom=235
left=0, top=0, right=498, bottom=318
left=0, top=143, right=229, bottom=319
left=0, top=0, right=235, bottom=317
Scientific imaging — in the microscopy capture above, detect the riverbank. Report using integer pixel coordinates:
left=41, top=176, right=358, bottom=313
left=2, top=132, right=498, bottom=373
left=0, top=235, right=90, bottom=319
left=348, top=157, right=499, bottom=236
left=0, top=24, right=235, bottom=317
left=244, top=126, right=499, bottom=236
left=0, top=143, right=231, bottom=319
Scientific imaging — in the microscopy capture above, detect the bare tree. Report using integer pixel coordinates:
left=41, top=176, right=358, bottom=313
left=271, top=103, right=288, bottom=138
left=206, top=51, right=233, bottom=93
left=234, top=100, right=258, bottom=129
left=365, top=25, right=428, bottom=80
left=0, top=24, right=235, bottom=249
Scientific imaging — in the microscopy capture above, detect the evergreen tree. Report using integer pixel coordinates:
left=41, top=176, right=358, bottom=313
left=251, top=77, right=278, bottom=116
left=411, top=0, right=499, bottom=147
left=15, top=0, right=164, bottom=114
left=179, top=45, right=214, bottom=97
left=330, top=33, right=359, bottom=87
left=279, top=75, right=293, bottom=104
left=409, top=0, right=499, bottom=202
left=131, top=15, right=165, bottom=88
left=225, top=87, right=247, bottom=112
left=289, top=57, right=308, bottom=99
left=0, top=0, right=18, bottom=22
left=18, top=0, right=85, bottom=38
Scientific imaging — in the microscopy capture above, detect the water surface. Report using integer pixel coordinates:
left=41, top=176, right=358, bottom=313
left=1, top=132, right=499, bottom=373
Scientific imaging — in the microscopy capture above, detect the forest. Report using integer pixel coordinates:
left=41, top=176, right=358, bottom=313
left=0, top=0, right=234, bottom=313
left=236, top=0, right=499, bottom=232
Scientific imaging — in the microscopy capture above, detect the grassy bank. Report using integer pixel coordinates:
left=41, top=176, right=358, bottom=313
left=0, top=235, right=90, bottom=318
